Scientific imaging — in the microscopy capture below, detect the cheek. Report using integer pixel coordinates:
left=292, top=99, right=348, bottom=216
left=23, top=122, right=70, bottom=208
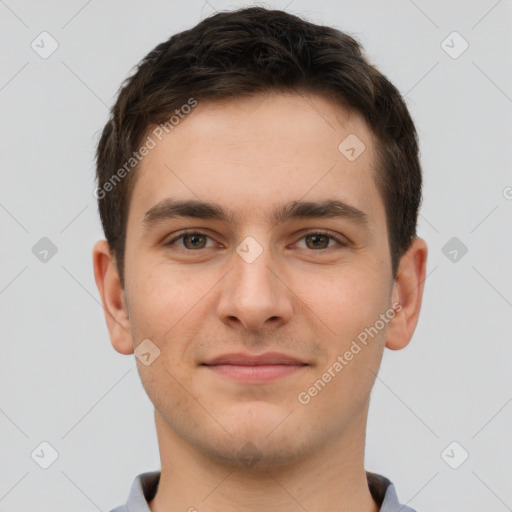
left=126, top=259, right=220, bottom=375
left=298, top=263, right=389, bottom=340
left=127, top=258, right=200, bottom=333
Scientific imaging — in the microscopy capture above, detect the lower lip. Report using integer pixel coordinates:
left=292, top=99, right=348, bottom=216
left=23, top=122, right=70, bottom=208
left=202, top=364, right=306, bottom=383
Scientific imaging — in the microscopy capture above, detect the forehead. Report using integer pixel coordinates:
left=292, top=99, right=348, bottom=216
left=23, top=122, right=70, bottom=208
left=130, top=91, right=384, bottom=227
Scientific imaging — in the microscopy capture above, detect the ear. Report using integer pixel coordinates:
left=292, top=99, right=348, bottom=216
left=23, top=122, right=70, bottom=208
left=92, top=240, right=134, bottom=355
left=385, top=237, right=428, bottom=351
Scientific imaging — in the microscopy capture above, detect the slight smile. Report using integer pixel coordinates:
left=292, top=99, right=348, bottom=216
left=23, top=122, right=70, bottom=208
left=200, top=352, right=310, bottom=383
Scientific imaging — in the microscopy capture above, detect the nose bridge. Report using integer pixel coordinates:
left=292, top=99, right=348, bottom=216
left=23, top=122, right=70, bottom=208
left=235, top=237, right=275, bottom=293
left=217, top=234, right=292, bottom=330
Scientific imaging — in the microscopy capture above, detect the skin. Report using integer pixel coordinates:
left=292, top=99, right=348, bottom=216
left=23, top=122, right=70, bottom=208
left=93, top=91, right=427, bottom=512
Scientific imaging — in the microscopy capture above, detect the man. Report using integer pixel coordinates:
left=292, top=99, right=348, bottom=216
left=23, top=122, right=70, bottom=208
left=93, top=6, right=427, bottom=512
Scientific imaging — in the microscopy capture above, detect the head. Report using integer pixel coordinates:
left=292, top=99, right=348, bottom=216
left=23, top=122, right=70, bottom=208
left=93, top=7, right=427, bottom=469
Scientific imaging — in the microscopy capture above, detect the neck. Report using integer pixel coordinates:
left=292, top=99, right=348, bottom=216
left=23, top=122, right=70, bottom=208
left=148, top=405, right=379, bottom=512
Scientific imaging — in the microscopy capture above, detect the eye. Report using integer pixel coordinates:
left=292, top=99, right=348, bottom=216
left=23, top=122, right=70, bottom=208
left=165, top=230, right=349, bottom=252
left=294, top=231, right=348, bottom=250
left=166, top=231, right=217, bottom=250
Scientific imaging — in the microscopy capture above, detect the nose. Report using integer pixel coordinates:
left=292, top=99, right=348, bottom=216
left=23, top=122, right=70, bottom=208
left=216, top=240, right=293, bottom=332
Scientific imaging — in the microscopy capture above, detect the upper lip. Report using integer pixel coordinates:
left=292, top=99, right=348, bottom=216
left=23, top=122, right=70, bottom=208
left=202, top=352, right=308, bottom=366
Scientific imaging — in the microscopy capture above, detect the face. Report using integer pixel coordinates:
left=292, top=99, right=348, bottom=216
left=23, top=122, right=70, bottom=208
left=111, top=92, right=404, bottom=467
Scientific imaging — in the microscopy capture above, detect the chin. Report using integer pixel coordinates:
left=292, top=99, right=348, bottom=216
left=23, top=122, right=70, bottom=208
left=221, top=401, right=295, bottom=435
left=205, top=435, right=307, bottom=470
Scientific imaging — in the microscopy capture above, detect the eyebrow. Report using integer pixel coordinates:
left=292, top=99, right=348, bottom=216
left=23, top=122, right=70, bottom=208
left=142, top=197, right=369, bottom=228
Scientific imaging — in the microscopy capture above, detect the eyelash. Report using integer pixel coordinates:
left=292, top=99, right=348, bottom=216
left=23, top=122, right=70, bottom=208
left=165, top=229, right=349, bottom=252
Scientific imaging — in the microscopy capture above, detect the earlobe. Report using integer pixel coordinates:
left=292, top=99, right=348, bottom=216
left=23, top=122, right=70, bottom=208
left=92, top=240, right=134, bottom=355
left=385, top=237, right=428, bottom=351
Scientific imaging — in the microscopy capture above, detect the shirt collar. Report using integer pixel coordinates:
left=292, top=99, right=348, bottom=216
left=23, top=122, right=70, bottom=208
left=112, top=470, right=416, bottom=512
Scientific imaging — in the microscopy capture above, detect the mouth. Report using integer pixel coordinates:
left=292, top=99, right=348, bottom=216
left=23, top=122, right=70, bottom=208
left=200, top=352, right=309, bottom=383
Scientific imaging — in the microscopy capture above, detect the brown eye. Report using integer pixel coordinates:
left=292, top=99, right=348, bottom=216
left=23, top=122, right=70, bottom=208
left=166, top=231, right=216, bottom=250
left=294, top=231, right=348, bottom=251
left=181, top=233, right=208, bottom=249
left=304, top=234, right=331, bottom=249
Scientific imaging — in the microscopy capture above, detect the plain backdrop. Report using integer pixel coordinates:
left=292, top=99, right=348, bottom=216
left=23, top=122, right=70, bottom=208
left=1, top=1, right=511, bottom=511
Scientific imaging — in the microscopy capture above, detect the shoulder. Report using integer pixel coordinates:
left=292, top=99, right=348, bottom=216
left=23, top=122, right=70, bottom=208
left=107, top=471, right=161, bottom=512
left=366, top=471, right=418, bottom=512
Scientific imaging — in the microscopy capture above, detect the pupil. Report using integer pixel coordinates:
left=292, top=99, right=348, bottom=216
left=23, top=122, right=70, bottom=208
left=309, top=235, right=327, bottom=249
left=186, top=234, right=203, bottom=248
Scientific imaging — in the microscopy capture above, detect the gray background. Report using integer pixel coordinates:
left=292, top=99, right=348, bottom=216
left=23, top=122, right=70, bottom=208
left=1, top=0, right=511, bottom=510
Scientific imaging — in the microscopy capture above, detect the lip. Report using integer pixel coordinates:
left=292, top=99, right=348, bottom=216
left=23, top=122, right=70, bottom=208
left=201, top=352, right=308, bottom=383
left=202, top=351, right=307, bottom=366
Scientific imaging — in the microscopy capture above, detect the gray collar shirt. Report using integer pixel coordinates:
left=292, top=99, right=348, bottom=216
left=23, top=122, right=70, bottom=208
left=109, top=471, right=417, bottom=512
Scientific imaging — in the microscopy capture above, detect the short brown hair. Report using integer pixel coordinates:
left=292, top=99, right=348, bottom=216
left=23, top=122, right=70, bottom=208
left=96, top=6, right=422, bottom=284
